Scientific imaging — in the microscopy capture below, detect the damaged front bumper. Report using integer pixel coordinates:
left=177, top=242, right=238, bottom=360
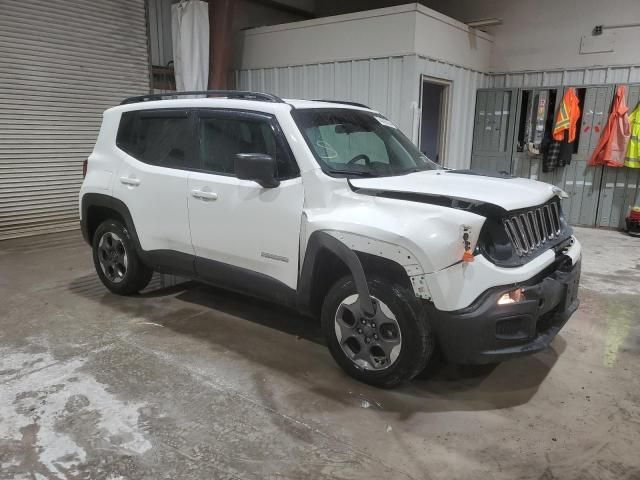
left=427, top=254, right=581, bottom=364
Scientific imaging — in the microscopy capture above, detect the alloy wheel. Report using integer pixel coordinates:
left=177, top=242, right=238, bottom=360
left=334, top=294, right=402, bottom=370
left=97, top=232, right=128, bottom=284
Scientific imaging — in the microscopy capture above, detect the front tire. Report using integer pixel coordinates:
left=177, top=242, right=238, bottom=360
left=321, top=275, right=434, bottom=388
left=92, top=219, right=153, bottom=295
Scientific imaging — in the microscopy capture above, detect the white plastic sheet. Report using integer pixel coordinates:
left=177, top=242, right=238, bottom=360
left=171, top=0, right=209, bottom=91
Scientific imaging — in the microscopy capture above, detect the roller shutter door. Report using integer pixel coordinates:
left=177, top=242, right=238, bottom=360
left=0, top=0, right=150, bottom=240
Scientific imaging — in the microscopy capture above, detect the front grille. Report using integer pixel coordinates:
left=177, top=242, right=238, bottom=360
left=503, top=202, right=562, bottom=256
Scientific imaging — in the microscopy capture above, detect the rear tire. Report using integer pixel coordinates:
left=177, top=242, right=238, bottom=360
left=321, top=275, right=434, bottom=388
left=92, top=219, right=153, bottom=295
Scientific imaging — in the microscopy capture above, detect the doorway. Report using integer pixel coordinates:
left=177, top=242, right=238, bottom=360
left=419, top=77, right=450, bottom=164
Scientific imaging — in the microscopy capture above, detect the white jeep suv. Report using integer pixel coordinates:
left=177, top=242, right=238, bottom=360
left=79, top=90, right=581, bottom=387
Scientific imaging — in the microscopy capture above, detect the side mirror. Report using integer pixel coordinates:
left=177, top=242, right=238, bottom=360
left=234, top=153, right=280, bottom=188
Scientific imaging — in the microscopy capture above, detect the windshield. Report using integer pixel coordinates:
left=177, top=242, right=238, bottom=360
left=292, top=108, right=442, bottom=177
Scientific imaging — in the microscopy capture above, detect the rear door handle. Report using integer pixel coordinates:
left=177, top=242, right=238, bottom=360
left=191, top=189, right=218, bottom=201
left=120, top=176, right=141, bottom=186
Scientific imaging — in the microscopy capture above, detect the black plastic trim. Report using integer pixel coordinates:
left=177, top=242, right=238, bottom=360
left=297, top=231, right=375, bottom=316
left=348, top=180, right=507, bottom=217
left=476, top=198, right=573, bottom=268
left=425, top=257, right=581, bottom=364
left=81, top=193, right=139, bottom=246
left=311, top=99, right=371, bottom=109
left=144, top=250, right=196, bottom=277
left=121, top=90, right=285, bottom=105
left=195, top=257, right=297, bottom=308
left=447, top=169, right=514, bottom=179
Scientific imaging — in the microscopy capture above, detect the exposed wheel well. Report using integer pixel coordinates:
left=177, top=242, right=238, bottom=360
left=308, top=247, right=351, bottom=316
left=85, top=205, right=125, bottom=244
left=307, top=249, right=412, bottom=317
left=356, top=251, right=412, bottom=291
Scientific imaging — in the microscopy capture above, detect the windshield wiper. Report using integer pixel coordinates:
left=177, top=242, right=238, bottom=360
left=326, top=169, right=379, bottom=177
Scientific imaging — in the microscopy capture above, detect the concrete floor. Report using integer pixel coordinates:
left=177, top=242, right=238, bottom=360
left=0, top=227, right=639, bottom=480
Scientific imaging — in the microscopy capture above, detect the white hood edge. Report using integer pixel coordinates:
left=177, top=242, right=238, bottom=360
left=350, top=170, right=559, bottom=212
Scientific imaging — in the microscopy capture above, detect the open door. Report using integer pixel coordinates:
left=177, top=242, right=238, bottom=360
left=418, top=76, right=450, bottom=165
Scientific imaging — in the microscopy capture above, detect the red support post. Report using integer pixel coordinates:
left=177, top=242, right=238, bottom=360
left=208, top=0, right=235, bottom=89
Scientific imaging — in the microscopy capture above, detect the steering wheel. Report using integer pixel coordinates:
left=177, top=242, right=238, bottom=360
left=347, top=154, right=371, bottom=166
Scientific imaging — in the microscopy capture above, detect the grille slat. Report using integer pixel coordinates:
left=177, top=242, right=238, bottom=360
left=503, top=202, right=562, bottom=257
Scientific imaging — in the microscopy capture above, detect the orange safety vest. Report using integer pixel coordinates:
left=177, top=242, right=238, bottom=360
left=553, top=88, right=581, bottom=142
left=589, top=85, right=630, bottom=167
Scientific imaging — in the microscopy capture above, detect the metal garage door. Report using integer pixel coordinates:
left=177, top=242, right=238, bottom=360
left=0, top=0, right=150, bottom=240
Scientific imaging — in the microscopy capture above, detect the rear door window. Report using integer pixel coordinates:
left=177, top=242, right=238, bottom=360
left=116, top=110, right=198, bottom=170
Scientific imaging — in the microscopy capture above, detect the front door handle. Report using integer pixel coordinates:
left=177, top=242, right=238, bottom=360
left=191, top=189, right=218, bottom=201
left=120, top=176, right=141, bottom=186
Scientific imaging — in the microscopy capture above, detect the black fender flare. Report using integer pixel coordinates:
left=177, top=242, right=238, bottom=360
left=80, top=193, right=142, bottom=253
left=298, top=231, right=375, bottom=316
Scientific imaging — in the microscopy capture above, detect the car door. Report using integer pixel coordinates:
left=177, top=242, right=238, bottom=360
left=188, top=109, right=303, bottom=290
left=113, top=109, right=196, bottom=267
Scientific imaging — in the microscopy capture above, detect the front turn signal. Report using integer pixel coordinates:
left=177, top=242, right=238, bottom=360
left=462, top=250, right=474, bottom=262
left=462, top=225, right=474, bottom=262
left=498, top=288, right=524, bottom=305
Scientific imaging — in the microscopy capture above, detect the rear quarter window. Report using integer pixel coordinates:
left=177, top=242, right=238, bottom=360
left=116, top=111, right=138, bottom=156
left=115, top=110, right=197, bottom=170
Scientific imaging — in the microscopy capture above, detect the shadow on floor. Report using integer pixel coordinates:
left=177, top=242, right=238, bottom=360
left=68, top=273, right=566, bottom=414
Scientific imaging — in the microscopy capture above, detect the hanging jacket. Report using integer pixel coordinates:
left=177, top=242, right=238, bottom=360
left=553, top=88, right=581, bottom=142
left=625, top=104, right=640, bottom=168
left=544, top=88, right=580, bottom=172
left=589, top=85, right=630, bottom=167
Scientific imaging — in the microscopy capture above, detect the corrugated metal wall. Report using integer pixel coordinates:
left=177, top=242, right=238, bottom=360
left=416, top=56, right=488, bottom=169
left=487, top=67, right=640, bottom=229
left=0, top=0, right=150, bottom=240
left=488, top=66, right=640, bottom=89
left=235, top=55, right=487, bottom=169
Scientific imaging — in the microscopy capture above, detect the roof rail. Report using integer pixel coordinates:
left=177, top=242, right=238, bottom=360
left=121, top=90, right=285, bottom=105
left=312, top=99, right=371, bottom=109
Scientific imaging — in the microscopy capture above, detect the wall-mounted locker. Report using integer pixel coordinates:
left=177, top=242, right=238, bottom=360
left=470, top=88, right=518, bottom=173
left=596, top=83, right=640, bottom=229
left=470, top=84, right=628, bottom=228
left=559, top=86, right=613, bottom=227
left=511, top=87, right=561, bottom=185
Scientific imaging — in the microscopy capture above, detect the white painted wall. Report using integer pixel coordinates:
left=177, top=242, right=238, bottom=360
left=235, top=4, right=491, bottom=169
left=236, top=6, right=417, bottom=69
left=235, top=3, right=493, bottom=72
left=413, top=4, right=492, bottom=71
left=430, top=0, right=640, bottom=73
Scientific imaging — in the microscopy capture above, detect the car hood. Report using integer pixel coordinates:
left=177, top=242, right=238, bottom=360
left=349, top=170, right=559, bottom=212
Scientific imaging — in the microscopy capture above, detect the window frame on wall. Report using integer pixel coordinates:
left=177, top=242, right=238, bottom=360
left=418, top=75, right=452, bottom=166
